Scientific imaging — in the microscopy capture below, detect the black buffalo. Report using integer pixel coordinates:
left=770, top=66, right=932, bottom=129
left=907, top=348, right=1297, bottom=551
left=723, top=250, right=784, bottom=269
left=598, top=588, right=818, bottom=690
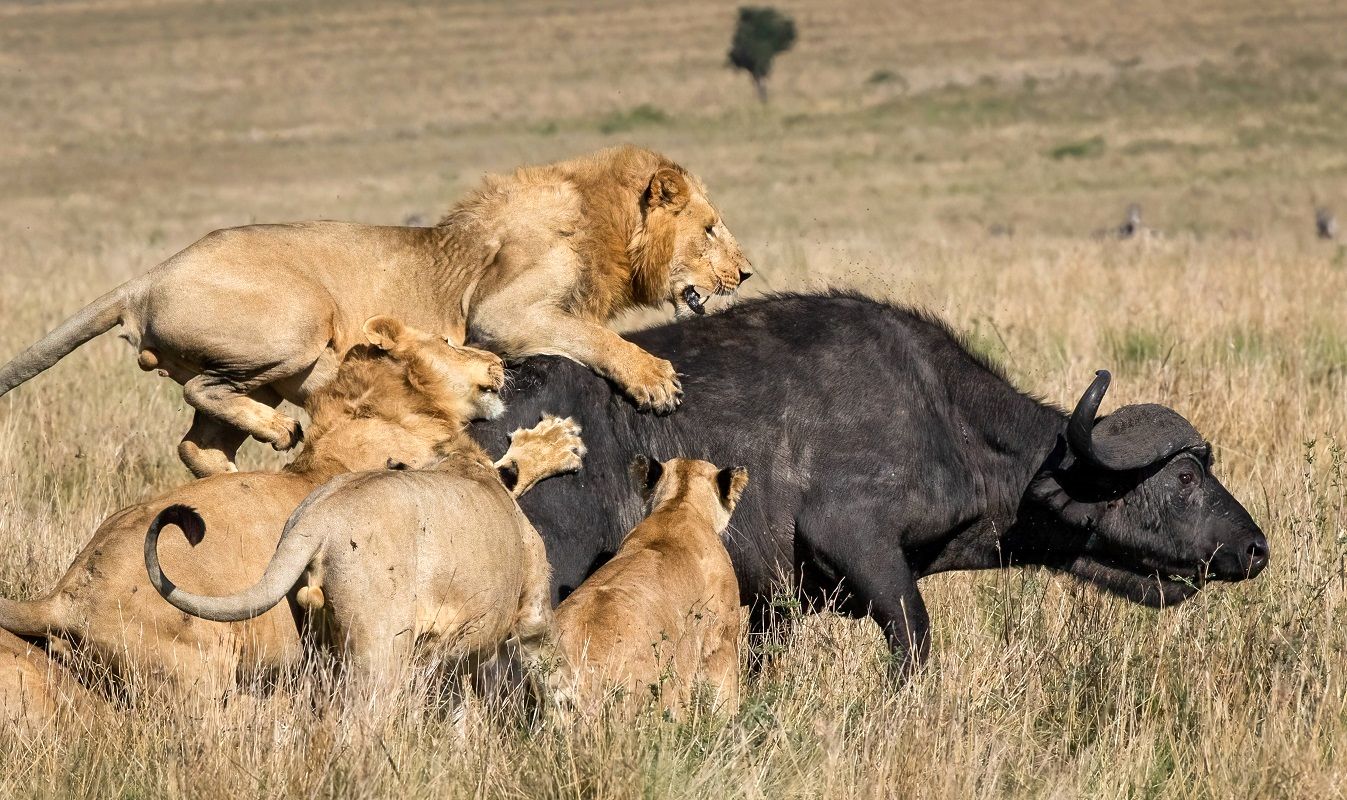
left=472, top=292, right=1269, bottom=675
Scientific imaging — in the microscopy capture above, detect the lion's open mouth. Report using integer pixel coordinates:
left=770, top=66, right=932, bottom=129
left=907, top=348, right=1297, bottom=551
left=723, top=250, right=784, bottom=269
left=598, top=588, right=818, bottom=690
left=681, top=285, right=707, bottom=316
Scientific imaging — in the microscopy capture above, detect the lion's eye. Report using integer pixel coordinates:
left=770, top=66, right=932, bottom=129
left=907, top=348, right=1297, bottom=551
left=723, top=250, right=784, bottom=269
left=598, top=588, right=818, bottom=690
left=705, top=224, right=716, bottom=238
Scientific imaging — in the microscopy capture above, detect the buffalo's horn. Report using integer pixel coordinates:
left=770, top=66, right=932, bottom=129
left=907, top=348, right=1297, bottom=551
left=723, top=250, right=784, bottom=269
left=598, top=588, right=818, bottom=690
left=1067, top=369, right=1206, bottom=471
left=1067, top=370, right=1112, bottom=465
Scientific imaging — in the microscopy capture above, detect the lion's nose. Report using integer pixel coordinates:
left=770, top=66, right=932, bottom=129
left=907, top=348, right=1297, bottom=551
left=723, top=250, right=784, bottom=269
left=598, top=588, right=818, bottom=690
left=738, top=266, right=753, bottom=283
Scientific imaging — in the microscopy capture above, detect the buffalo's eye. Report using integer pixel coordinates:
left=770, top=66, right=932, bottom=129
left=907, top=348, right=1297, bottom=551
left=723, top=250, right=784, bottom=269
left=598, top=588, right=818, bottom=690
left=1178, top=470, right=1196, bottom=486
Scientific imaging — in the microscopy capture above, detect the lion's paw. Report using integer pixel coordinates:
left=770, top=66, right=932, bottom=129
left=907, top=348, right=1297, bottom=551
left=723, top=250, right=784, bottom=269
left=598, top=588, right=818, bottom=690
left=623, top=356, right=683, bottom=414
left=499, top=416, right=586, bottom=495
left=267, top=417, right=305, bottom=451
left=508, top=415, right=586, bottom=477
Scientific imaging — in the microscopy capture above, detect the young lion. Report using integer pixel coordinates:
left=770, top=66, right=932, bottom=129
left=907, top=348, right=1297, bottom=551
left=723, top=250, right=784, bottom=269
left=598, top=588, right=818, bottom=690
left=146, top=431, right=559, bottom=695
left=0, top=316, right=582, bottom=697
left=0, top=145, right=752, bottom=477
left=555, top=456, right=747, bottom=714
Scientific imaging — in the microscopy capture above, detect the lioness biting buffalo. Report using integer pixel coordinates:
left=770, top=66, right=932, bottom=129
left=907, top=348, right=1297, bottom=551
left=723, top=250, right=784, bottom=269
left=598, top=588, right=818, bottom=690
left=0, top=148, right=1269, bottom=728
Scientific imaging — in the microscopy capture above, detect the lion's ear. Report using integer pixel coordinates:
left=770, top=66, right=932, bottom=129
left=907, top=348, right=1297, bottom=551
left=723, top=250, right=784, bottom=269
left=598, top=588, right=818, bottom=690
left=363, top=315, right=406, bottom=351
left=630, top=455, right=664, bottom=499
left=716, top=466, right=749, bottom=512
left=646, top=168, right=689, bottom=210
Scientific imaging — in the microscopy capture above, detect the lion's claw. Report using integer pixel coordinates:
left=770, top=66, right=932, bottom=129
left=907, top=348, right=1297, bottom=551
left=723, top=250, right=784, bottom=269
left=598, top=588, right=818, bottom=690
left=624, top=356, right=682, bottom=414
left=269, top=418, right=304, bottom=451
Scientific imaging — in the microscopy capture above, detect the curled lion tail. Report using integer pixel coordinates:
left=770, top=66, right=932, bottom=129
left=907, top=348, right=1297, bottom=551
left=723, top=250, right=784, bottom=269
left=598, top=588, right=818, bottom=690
left=144, top=504, right=206, bottom=598
left=145, top=502, right=320, bottom=624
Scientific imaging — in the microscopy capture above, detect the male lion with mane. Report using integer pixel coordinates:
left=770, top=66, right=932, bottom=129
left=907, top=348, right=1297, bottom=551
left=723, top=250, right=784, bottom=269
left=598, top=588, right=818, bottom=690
left=0, top=145, right=751, bottom=477
left=0, top=316, right=583, bottom=699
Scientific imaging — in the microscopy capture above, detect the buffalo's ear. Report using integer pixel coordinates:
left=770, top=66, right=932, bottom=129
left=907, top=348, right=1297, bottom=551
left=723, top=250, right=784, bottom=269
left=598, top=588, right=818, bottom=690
left=646, top=168, right=689, bottom=211
left=630, top=455, right=664, bottom=499
left=363, top=315, right=407, bottom=351
left=716, top=466, right=749, bottom=512
left=1028, top=470, right=1107, bottom=531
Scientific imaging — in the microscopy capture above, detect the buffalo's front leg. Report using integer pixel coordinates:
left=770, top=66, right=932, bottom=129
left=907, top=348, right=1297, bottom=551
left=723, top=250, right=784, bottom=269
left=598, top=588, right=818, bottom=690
left=850, top=552, right=930, bottom=682
left=745, top=594, right=798, bottom=676
left=797, top=506, right=931, bottom=682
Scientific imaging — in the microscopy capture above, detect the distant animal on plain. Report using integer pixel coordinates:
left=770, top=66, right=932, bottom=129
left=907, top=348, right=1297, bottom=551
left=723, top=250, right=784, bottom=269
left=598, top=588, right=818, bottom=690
left=0, top=145, right=752, bottom=477
left=1094, top=203, right=1159, bottom=240
left=555, top=456, right=745, bottom=714
left=1316, top=207, right=1338, bottom=240
left=474, top=293, right=1270, bottom=680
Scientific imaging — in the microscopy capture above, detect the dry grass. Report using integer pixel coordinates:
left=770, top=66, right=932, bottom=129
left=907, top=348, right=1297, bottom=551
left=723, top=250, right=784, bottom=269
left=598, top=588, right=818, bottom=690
left=1, top=0, right=1346, bottom=796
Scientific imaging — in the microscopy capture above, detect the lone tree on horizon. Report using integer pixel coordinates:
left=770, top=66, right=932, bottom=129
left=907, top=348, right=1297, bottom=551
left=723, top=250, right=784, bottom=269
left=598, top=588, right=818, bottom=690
left=728, top=6, right=797, bottom=103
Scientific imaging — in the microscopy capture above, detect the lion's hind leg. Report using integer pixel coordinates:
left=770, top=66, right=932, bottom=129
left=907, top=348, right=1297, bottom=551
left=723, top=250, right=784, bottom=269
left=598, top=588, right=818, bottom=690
left=177, top=385, right=285, bottom=478
left=182, top=371, right=303, bottom=464
left=178, top=411, right=250, bottom=478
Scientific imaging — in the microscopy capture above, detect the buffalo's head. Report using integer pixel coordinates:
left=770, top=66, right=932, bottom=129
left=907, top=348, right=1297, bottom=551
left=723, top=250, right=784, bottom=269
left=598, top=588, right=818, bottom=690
left=1029, top=370, right=1269, bottom=606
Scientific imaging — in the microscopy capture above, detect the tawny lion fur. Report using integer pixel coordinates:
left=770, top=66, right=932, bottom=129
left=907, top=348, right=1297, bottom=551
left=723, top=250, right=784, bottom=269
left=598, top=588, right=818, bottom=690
left=0, top=145, right=750, bottom=477
left=555, top=457, right=747, bottom=714
left=147, top=434, right=562, bottom=694
left=0, top=317, right=581, bottom=698
left=0, top=629, right=101, bottom=734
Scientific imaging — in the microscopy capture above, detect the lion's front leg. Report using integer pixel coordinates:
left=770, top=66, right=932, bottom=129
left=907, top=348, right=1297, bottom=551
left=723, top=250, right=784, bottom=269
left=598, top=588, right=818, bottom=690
left=494, top=415, right=586, bottom=497
left=602, top=339, right=683, bottom=414
left=491, top=309, right=683, bottom=413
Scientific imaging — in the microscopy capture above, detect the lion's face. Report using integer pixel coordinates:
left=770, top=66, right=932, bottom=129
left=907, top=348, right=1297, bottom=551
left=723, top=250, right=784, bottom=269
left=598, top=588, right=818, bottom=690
left=418, top=339, right=507, bottom=422
left=642, top=168, right=753, bottom=320
left=362, top=316, right=507, bottom=421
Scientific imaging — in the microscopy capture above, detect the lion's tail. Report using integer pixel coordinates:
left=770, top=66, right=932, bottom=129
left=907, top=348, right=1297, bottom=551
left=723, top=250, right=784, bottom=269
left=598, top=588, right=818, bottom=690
left=0, top=276, right=144, bottom=397
left=0, top=594, right=70, bottom=638
left=145, top=503, right=320, bottom=623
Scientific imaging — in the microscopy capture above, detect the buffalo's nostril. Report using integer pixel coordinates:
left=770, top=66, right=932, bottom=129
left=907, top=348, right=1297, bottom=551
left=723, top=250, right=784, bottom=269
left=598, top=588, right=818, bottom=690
left=1245, top=534, right=1270, bottom=573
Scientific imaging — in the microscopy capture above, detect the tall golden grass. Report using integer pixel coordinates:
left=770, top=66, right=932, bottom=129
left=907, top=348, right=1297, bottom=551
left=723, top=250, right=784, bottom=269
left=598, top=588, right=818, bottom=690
left=2, top=0, right=1345, bottom=796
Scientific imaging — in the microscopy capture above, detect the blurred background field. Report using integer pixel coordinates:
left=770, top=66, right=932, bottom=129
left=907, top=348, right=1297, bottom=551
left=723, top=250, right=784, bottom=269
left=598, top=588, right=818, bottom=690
left=0, top=1, right=1344, bottom=797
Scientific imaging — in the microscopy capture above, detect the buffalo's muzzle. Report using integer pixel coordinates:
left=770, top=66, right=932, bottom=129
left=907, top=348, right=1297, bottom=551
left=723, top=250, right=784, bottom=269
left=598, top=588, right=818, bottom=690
left=1208, top=529, right=1270, bottom=581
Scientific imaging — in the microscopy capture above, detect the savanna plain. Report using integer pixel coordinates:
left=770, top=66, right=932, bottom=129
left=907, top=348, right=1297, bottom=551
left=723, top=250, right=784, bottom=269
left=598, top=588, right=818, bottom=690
left=1, top=0, right=1345, bottom=797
